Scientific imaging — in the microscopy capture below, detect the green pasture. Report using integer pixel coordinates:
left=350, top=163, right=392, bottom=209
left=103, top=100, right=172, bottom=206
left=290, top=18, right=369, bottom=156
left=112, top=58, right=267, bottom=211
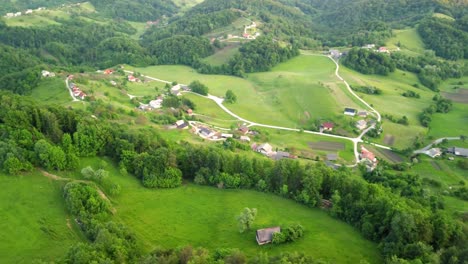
left=130, top=55, right=362, bottom=128
left=183, top=93, right=238, bottom=128
left=202, top=43, right=240, bottom=66
left=0, top=173, right=82, bottom=263
left=386, top=28, right=425, bottom=56
left=32, top=77, right=71, bottom=105
left=114, top=181, right=381, bottom=263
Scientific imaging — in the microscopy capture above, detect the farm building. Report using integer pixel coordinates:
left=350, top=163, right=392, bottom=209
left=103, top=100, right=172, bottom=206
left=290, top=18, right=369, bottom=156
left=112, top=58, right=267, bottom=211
left=239, top=125, right=249, bottom=135
left=426, top=148, right=442, bottom=158
left=171, top=84, right=182, bottom=96
left=447, top=147, right=468, bottom=157
left=256, top=227, right=281, bottom=245
left=149, top=99, right=163, bottom=109
left=358, top=111, right=368, bottom=117
left=240, top=136, right=251, bottom=142
left=221, top=133, right=233, bottom=138
left=175, top=120, right=189, bottom=129
left=344, top=108, right=357, bottom=116
left=356, top=120, right=367, bottom=130
left=199, top=128, right=214, bottom=138
left=321, top=122, right=334, bottom=132
left=187, top=109, right=193, bottom=115
left=257, top=143, right=273, bottom=155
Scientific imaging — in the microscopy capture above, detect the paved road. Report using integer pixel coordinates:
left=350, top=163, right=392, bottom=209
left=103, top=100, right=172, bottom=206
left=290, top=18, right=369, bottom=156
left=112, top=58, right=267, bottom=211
left=414, top=137, right=461, bottom=154
left=122, top=60, right=392, bottom=164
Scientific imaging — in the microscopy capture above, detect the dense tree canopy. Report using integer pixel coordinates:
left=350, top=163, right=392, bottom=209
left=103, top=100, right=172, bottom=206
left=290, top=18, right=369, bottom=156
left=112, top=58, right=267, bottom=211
left=342, top=48, right=396, bottom=75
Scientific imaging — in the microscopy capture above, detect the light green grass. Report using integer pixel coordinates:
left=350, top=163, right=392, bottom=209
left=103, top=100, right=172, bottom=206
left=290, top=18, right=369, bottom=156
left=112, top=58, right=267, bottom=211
left=115, top=182, right=381, bottom=263
left=129, top=55, right=362, bottom=129
left=183, top=93, right=238, bottom=128
left=340, top=66, right=434, bottom=148
left=0, top=173, right=83, bottom=263
left=202, top=43, right=240, bottom=66
left=433, top=13, right=455, bottom=21
left=386, top=28, right=425, bottom=56
left=32, top=77, right=71, bottom=105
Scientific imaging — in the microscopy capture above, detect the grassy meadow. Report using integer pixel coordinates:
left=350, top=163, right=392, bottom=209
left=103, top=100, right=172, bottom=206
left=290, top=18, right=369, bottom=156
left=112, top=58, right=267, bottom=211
left=386, top=28, right=425, bottom=56
left=0, top=173, right=83, bottom=263
left=113, top=180, right=381, bottom=263
left=129, top=55, right=363, bottom=129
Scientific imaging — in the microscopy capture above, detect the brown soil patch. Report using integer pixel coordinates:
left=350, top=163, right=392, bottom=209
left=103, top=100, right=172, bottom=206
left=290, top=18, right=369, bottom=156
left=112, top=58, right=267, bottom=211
left=442, top=88, right=468, bottom=104
left=309, top=141, right=345, bottom=151
left=376, top=148, right=404, bottom=163
left=383, top=135, right=395, bottom=146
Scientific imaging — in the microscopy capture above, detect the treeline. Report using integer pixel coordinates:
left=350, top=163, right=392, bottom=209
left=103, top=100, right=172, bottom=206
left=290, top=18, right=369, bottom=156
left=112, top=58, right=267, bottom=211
left=0, top=91, right=466, bottom=263
left=89, top=0, right=177, bottom=22
left=419, top=95, right=453, bottom=127
left=141, top=9, right=240, bottom=44
left=418, top=17, right=468, bottom=60
left=342, top=48, right=396, bottom=75
left=0, top=0, right=82, bottom=14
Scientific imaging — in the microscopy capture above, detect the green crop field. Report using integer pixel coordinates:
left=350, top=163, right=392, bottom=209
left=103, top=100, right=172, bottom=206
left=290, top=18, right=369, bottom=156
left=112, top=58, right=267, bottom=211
left=0, top=173, right=83, bottom=263
left=114, top=180, right=381, bottom=263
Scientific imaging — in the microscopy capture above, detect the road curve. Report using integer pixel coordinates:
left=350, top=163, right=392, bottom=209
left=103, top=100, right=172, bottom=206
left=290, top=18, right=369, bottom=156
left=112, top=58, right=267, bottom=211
left=413, top=137, right=461, bottom=154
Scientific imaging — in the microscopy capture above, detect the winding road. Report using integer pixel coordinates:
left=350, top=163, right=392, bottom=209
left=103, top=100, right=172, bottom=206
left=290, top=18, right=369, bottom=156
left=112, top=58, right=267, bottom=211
left=413, top=137, right=461, bottom=155
left=122, top=55, right=391, bottom=165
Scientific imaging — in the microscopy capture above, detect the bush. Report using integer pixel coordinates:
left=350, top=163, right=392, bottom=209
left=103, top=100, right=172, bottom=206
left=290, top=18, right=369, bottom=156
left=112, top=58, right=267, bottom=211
left=272, top=224, right=304, bottom=244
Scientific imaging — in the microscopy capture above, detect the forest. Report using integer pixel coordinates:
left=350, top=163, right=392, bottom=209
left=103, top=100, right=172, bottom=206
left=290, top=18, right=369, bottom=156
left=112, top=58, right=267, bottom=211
left=0, top=91, right=466, bottom=263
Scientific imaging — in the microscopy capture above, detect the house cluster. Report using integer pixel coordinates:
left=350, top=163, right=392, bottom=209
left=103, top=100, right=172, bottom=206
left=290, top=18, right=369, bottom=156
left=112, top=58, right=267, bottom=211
left=128, top=75, right=141, bottom=82
left=424, top=147, right=468, bottom=159
left=361, top=44, right=390, bottom=53
left=343, top=108, right=372, bottom=130
left=41, top=70, right=55, bottom=78
left=138, top=96, right=165, bottom=111
left=69, top=82, right=87, bottom=100
left=360, top=146, right=378, bottom=171
left=170, top=84, right=190, bottom=96
left=252, top=142, right=297, bottom=161
left=4, top=7, right=45, bottom=18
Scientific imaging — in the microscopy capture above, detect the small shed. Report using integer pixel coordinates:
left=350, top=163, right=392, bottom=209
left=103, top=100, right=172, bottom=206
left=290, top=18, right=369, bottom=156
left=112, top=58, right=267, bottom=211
left=256, top=227, right=281, bottom=245
left=344, top=108, right=357, bottom=116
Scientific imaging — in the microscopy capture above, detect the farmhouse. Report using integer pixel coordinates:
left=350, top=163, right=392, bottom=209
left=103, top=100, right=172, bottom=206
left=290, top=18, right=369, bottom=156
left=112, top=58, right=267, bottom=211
left=360, top=146, right=378, bottom=171
left=256, top=227, right=281, bottom=245
left=321, top=122, right=334, bottom=132
left=240, top=136, right=251, bottom=142
left=221, top=133, right=233, bottom=138
left=427, top=148, right=442, bottom=158
left=356, top=120, right=367, bottom=130
left=175, top=120, right=189, bottom=129
left=329, top=49, right=341, bottom=58
left=149, top=99, right=163, bottom=109
left=239, top=125, right=249, bottom=135
left=171, top=84, right=182, bottom=96
left=378, top=47, right=389, bottom=53
left=257, top=143, right=273, bottom=155
left=447, top=147, right=468, bottom=157
left=25, top=9, right=33, bottom=15
left=41, top=70, right=55, bottom=77
left=187, top=109, right=193, bottom=115
left=104, top=69, right=114, bottom=75
left=199, top=128, right=214, bottom=138
left=362, top=44, right=375, bottom=49
left=5, top=13, right=14, bottom=18
left=128, top=75, right=138, bottom=82
left=344, top=108, right=357, bottom=116
left=358, top=111, right=368, bottom=117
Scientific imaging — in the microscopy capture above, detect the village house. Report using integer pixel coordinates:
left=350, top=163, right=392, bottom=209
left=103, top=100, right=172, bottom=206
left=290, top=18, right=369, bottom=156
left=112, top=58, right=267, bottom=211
left=171, top=84, right=182, bottom=96
left=256, top=227, right=281, bottom=245
left=356, top=119, right=367, bottom=130
left=362, top=44, right=376, bottom=49
left=240, top=136, right=251, bottom=142
left=14, top=12, right=22, bottom=17
left=344, top=108, right=357, bottom=116
left=357, top=111, right=368, bottom=117
left=378, top=47, right=389, bottom=53
left=256, top=143, right=273, bottom=156
left=221, top=133, right=233, bottom=139
left=149, top=99, right=163, bottom=109
left=426, top=148, right=442, bottom=158
left=186, top=109, right=193, bottom=115
left=174, top=120, right=188, bottom=129
left=138, top=104, right=152, bottom=111
left=239, top=125, right=249, bottom=135
left=128, top=75, right=139, bottom=82
left=360, top=146, right=378, bottom=171
left=447, top=147, right=468, bottom=158
left=329, top=49, right=341, bottom=59
left=41, top=70, right=55, bottom=77
left=104, top=69, right=114, bottom=75
left=199, top=127, right=214, bottom=138
left=5, top=13, right=14, bottom=18
left=25, top=9, right=33, bottom=15
left=321, top=122, right=334, bottom=132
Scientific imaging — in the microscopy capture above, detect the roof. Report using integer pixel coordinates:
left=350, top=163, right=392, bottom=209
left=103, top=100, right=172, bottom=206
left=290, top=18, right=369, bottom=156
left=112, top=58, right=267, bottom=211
left=322, top=122, right=334, bottom=129
left=327, top=153, right=338, bottom=161
left=239, top=125, right=249, bottom=133
left=358, top=111, right=367, bottom=116
left=452, top=147, right=468, bottom=157
left=256, top=227, right=281, bottom=245
left=257, top=143, right=272, bottom=153
left=175, top=120, right=185, bottom=127
left=356, top=120, right=367, bottom=127
left=200, top=128, right=213, bottom=136
left=427, top=148, right=442, bottom=158
left=344, top=108, right=357, bottom=114
left=240, top=136, right=250, bottom=141
left=361, top=146, right=376, bottom=161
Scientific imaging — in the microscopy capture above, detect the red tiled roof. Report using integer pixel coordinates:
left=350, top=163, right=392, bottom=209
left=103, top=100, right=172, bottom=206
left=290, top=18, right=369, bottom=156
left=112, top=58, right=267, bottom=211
left=322, top=122, right=334, bottom=129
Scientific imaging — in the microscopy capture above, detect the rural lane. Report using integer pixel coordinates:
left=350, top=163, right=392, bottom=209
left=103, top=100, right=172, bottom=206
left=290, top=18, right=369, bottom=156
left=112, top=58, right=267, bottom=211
left=413, top=137, right=461, bottom=154
left=121, top=59, right=392, bottom=164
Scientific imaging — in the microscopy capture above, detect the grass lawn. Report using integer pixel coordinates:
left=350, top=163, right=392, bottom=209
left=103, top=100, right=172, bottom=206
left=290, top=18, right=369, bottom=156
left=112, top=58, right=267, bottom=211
left=183, top=93, right=239, bottom=128
left=114, top=181, right=381, bottom=263
left=32, top=77, right=71, bottom=105
left=0, top=173, right=83, bottom=263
